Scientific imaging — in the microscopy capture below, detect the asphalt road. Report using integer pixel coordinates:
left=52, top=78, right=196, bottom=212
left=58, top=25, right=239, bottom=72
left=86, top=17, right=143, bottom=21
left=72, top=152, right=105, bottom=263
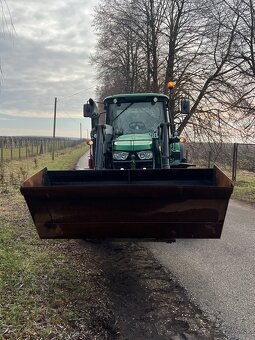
left=146, top=200, right=255, bottom=340
left=75, top=151, right=90, bottom=170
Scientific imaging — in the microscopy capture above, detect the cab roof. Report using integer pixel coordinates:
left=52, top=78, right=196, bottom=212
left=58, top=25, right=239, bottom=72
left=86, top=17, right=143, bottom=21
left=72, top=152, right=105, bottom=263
left=104, top=93, right=169, bottom=102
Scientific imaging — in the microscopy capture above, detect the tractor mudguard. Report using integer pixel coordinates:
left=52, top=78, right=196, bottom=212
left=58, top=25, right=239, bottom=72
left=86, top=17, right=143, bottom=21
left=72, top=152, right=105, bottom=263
left=20, top=166, right=233, bottom=240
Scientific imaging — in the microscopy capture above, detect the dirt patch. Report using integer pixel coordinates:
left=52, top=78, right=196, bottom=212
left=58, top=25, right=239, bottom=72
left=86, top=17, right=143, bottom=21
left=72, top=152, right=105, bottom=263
left=82, top=241, right=227, bottom=339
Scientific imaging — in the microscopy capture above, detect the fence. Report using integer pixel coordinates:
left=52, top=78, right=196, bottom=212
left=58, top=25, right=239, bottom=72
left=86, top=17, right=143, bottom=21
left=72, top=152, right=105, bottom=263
left=2, top=137, right=253, bottom=182
left=185, top=142, right=255, bottom=181
left=0, top=136, right=85, bottom=162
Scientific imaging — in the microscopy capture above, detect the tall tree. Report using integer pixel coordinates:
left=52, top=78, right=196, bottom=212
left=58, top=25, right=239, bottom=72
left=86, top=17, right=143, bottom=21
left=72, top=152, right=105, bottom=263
left=92, top=0, right=167, bottom=96
left=229, top=0, right=255, bottom=139
left=92, top=0, right=254, bottom=140
left=0, top=0, right=14, bottom=83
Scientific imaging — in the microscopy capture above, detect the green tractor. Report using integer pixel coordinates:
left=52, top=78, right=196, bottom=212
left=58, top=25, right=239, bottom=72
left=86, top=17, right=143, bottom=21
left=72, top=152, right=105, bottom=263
left=20, top=88, right=233, bottom=240
left=84, top=92, right=190, bottom=170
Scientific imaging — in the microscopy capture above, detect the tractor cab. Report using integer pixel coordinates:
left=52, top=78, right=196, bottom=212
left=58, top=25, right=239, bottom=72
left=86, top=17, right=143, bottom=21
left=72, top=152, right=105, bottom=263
left=104, top=93, right=169, bottom=169
left=105, top=94, right=168, bottom=136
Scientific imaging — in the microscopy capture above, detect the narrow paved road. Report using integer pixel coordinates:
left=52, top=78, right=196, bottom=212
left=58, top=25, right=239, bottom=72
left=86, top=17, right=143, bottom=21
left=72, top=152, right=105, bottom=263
left=146, top=200, right=255, bottom=340
left=75, top=151, right=90, bottom=170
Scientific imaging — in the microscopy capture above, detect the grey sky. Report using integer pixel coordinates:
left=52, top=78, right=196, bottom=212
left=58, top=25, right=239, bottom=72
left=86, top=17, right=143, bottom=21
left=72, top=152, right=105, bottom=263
left=0, top=0, right=100, bottom=137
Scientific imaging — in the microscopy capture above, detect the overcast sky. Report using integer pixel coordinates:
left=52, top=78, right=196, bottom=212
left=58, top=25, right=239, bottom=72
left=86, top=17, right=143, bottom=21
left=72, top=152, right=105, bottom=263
left=0, top=0, right=100, bottom=137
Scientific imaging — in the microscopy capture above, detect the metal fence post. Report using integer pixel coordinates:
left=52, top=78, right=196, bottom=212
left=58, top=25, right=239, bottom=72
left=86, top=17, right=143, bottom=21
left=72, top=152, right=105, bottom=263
left=208, top=150, right=212, bottom=168
left=232, top=143, right=238, bottom=183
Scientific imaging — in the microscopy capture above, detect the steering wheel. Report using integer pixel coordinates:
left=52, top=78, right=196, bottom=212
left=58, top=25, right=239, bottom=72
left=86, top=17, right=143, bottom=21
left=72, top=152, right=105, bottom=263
left=129, top=121, right=146, bottom=130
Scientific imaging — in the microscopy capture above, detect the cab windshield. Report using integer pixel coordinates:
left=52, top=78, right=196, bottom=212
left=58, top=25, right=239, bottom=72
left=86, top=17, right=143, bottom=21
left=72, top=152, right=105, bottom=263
left=108, top=101, right=165, bottom=136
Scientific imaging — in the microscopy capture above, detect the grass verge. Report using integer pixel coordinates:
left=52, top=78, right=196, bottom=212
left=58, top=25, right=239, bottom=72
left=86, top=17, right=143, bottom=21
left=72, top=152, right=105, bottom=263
left=214, top=168, right=255, bottom=204
left=232, top=172, right=255, bottom=203
left=0, top=144, right=113, bottom=339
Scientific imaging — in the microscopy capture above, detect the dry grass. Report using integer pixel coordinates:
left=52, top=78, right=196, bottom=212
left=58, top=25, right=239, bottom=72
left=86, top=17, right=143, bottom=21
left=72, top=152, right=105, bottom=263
left=222, top=169, right=255, bottom=203
left=0, top=144, right=88, bottom=192
left=232, top=171, right=255, bottom=203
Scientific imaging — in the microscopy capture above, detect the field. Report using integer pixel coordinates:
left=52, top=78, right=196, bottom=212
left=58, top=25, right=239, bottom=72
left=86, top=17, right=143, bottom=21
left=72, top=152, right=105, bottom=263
left=0, top=137, right=83, bottom=162
left=0, top=142, right=87, bottom=190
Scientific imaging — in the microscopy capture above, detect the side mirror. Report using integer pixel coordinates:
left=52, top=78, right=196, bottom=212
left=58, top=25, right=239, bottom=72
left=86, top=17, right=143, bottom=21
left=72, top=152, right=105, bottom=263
left=83, top=103, right=92, bottom=117
left=181, top=99, right=190, bottom=114
left=83, top=98, right=98, bottom=118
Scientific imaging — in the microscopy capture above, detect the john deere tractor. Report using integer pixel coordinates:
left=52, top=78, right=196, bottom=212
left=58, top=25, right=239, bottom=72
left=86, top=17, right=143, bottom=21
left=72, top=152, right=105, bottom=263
left=20, top=87, right=233, bottom=240
left=84, top=92, right=190, bottom=170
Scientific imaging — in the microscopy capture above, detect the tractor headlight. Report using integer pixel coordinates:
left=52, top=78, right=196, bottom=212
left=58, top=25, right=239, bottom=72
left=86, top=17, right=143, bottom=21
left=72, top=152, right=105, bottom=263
left=113, top=151, right=129, bottom=161
left=137, top=151, right=153, bottom=160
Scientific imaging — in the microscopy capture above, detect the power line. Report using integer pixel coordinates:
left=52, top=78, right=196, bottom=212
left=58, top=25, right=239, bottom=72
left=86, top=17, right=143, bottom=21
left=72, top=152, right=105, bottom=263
left=58, top=85, right=97, bottom=100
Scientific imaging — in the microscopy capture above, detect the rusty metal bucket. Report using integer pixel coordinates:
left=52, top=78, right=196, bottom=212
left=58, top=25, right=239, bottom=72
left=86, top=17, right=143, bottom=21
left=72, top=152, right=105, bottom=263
left=20, top=166, right=233, bottom=240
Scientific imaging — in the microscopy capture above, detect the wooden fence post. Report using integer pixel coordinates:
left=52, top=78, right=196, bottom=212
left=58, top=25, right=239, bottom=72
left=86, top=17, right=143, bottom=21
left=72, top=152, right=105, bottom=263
left=1, top=141, right=3, bottom=163
left=40, top=141, right=43, bottom=154
left=19, top=140, right=21, bottom=159
left=26, top=141, right=28, bottom=158
left=10, top=140, right=13, bottom=160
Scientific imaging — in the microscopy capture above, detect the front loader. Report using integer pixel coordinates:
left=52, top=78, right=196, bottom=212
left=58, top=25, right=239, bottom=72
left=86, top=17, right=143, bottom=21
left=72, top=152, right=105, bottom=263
left=20, top=84, right=233, bottom=240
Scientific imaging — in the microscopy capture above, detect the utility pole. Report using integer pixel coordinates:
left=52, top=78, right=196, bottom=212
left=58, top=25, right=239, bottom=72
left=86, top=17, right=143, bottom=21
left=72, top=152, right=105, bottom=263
left=80, top=123, right=82, bottom=139
left=52, top=97, right=57, bottom=160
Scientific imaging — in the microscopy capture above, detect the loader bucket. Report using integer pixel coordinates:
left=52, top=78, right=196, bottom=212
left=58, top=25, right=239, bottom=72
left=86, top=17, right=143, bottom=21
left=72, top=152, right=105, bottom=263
left=20, top=166, right=233, bottom=240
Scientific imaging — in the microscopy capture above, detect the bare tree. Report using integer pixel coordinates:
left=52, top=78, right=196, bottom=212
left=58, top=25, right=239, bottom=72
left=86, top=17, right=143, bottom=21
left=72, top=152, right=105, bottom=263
left=92, top=0, right=168, bottom=96
left=92, top=0, right=143, bottom=97
left=228, top=0, right=255, bottom=139
left=0, top=0, right=14, bottom=83
left=92, top=0, right=254, bottom=140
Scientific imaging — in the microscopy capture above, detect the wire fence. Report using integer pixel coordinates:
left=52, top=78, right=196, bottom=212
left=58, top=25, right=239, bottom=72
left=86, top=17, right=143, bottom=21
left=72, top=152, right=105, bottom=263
left=0, top=136, right=85, bottom=162
left=1, top=137, right=254, bottom=182
left=186, top=142, right=255, bottom=181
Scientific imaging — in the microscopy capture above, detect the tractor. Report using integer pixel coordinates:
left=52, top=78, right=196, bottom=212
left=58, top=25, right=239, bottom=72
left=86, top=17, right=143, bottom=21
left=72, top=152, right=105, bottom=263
left=84, top=91, right=190, bottom=171
left=20, top=85, right=233, bottom=240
